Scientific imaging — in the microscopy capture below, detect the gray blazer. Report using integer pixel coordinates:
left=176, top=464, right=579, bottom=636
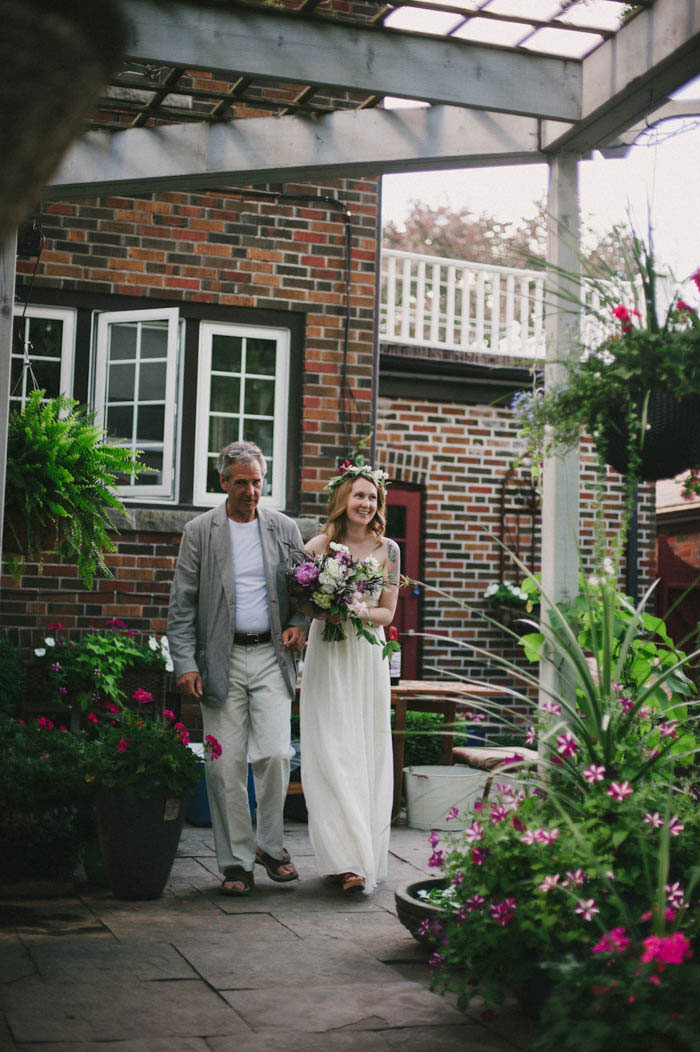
left=167, top=502, right=307, bottom=707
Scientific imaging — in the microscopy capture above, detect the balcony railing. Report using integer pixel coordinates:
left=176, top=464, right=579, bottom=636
left=379, top=248, right=546, bottom=359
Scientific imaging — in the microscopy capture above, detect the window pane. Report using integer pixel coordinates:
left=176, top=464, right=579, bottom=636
left=244, top=377, right=275, bottom=417
left=107, top=363, right=135, bottom=401
left=27, top=317, right=62, bottom=358
left=212, top=334, right=242, bottom=373
left=208, top=415, right=239, bottom=453
left=31, top=357, right=61, bottom=395
left=134, top=449, right=163, bottom=486
left=140, top=322, right=168, bottom=359
left=10, top=356, right=23, bottom=392
left=206, top=456, right=221, bottom=494
left=246, top=338, right=277, bottom=375
left=107, top=404, right=134, bottom=438
left=137, top=404, right=165, bottom=442
left=244, top=418, right=273, bottom=466
left=110, top=324, right=137, bottom=360
left=210, top=375, right=240, bottom=413
left=386, top=506, right=407, bottom=538
left=139, top=361, right=167, bottom=400
left=12, top=318, right=24, bottom=352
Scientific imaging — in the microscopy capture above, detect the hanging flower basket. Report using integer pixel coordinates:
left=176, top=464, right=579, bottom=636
left=602, top=390, right=700, bottom=482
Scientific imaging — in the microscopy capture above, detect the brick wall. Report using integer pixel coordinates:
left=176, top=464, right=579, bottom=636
left=376, top=394, right=657, bottom=711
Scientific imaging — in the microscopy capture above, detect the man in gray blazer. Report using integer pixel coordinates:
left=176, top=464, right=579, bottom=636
left=167, top=441, right=307, bottom=895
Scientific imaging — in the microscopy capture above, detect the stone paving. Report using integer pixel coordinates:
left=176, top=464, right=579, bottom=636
left=0, top=820, right=536, bottom=1051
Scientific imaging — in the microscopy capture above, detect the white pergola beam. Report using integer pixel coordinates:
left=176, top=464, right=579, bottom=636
left=47, top=105, right=547, bottom=199
left=119, top=0, right=581, bottom=122
left=542, top=0, right=700, bottom=152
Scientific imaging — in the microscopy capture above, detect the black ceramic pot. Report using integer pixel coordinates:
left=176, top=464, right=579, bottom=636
left=395, top=877, right=449, bottom=943
left=96, top=785, right=186, bottom=900
left=602, top=390, right=700, bottom=482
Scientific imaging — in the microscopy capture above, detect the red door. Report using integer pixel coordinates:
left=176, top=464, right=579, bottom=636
left=386, top=485, right=423, bottom=679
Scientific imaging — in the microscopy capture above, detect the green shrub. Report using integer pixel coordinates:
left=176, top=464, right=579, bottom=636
left=0, top=636, right=24, bottom=718
left=394, top=711, right=469, bottom=767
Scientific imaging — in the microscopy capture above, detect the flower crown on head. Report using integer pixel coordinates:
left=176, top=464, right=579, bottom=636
left=324, top=459, right=390, bottom=496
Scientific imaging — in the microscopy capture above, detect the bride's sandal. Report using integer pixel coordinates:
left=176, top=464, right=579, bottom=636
left=340, top=872, right=365, bottom=895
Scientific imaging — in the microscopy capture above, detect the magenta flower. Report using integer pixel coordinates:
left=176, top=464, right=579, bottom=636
left=592, top=927, right=630, bottom=955
left=37, top=716, right=54, bottom=731
left=556, top=732, right=578, bottom=757
left=445, top=806, right=460, bottom=822
left=417, top=919, right=431, bottom=936
left=471, top=847, right=488, bottom=866
left=466, top=894, right=485, bottom=911
left=668, top=815, right=684, bottom=837
left=574, top=899, right=599, bottom=921
left=538, top=874, right=560, bottom=893
left=521, top=830, right=538, bottom=845
left=428, top=850, right=445, bottom=869
left=51, top=662, right=62, bottom=672
left=692, top=267, right=700, bottom=293
left=502, top=752, right=524, bottom=765
left=619, top=695, right=634, bottom=714
left=162, top=709, right=175, bottom=720
left=205, top=734, right=222, bottom=760
left=666, top=882, right=684, bottom=908
left=464, top=821, right=483, bottom=843
left=451, top=871, right=464, bottom=885
left=512, top=815, right=525, bottom=832
left=132, top=689, right=153, bottom=704
left=643, top=811, right=663, bottom=828
left=658, top=721, right=679, bottom=739
left=117, top=738, right=130, bottom=754
left=59, top=687, right=68, bottom=695
left=641, top=932, right=692, bottom=966
left=490, top=803, right=510, bottom=824
left=583, top=764, right=606, bottom=783
left=489, top=899, right=517, bottom=926
left=428, top=830, right=440, bottom=848
left=174, top=722, right=190, bottom=746
left=428, top=952, right=446, bottom=970
left=607, top=781, right=633, bottom=802
left=536, top=828, right=559, bottom=845
left=86, top=712, right=99, bottom=724
left=563, top=869, right=585, bottom=888
left=295, top=561, right=320, bottom=586
left=541, top=700, right=562, bottom=715
left=525, top=726, right=536, bottom=746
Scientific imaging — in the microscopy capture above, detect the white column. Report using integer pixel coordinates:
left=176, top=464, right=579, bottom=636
left=0, top=232, right=18, bottom=560
left=539, top=153, right=580, bottom=712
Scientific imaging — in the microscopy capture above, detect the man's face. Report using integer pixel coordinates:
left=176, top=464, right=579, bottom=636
left=220, top=461, right=263, bottom=522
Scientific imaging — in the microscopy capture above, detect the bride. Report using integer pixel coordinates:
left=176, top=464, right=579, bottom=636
left=299, top=463, right=400, bottom=894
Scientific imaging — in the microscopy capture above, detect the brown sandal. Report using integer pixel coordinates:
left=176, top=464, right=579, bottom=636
left=340, top=872, right=365, bottom=895
left=255, top=846, right=298, bottom=883
left=221, top=866, right=254, bottom=896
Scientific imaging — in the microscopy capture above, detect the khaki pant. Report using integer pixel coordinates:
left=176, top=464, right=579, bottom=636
left=201, top=642, right=292, bottom=874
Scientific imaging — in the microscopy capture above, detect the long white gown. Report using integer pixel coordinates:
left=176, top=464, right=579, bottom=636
left=300, top=603, right=393, bottom=892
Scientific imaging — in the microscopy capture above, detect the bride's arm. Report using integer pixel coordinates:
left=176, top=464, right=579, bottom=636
left=356, top=538, right=400, bottom=628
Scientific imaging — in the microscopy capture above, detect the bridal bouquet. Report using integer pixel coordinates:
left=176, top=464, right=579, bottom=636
left=289, top=542, right=386, bottom=644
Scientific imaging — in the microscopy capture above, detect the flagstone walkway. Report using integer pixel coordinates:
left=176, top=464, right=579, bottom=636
left=0, top=821, right=536, bottom=1051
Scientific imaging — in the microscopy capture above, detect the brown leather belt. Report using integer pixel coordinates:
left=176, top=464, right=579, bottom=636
left=233, top=630, right=272, bottom=646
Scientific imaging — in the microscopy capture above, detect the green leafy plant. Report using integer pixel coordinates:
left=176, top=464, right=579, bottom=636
left=87, top=706, right=207, bottom=799
left=0, top=715, right=93, bottom=880
left=4, top=389, right=142, bottom=586
left=513, top=234, right=700, bottom=497
left=31, top=619, right=172, bottom=713
left=483, top=576, right=540, bottom=610
left=0, top=635, right=24, bottom=718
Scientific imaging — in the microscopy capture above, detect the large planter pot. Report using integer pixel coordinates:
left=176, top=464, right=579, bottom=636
left=603, top=390, right=700, bottom=481
left=395, top=877, right=450, bottom=943
left=96, top=785, right=186, bottom=900
left=491, top=603, right=539, bottom=637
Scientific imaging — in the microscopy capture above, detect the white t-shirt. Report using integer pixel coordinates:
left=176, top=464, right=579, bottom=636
left=228, top=518, right=271, bottom=633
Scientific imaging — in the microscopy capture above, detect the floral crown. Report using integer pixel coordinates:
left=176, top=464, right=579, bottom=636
left=324, top=460, right=390, bottom=495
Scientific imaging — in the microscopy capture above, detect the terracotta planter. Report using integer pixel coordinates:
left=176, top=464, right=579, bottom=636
left=602, top=390, right=700, bottom=481
left=96, top=785, right=186, bottom=900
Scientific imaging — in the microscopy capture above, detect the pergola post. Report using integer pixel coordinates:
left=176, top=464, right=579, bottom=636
left=538, top=152, right=580, bottom=713
left=0, top=231, right=17, bottom=556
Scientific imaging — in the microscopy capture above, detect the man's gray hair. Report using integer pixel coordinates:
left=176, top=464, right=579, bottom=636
left=217, top=441, right=267, bottom=480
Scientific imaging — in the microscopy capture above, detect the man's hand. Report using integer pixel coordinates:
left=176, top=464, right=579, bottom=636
left=177, top=671, right=203, bottom=697
left=282, top=626, right=306, bottom=652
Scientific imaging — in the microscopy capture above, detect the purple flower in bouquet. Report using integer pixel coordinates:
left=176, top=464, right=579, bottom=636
left=295, top=561, right=321, bottom=587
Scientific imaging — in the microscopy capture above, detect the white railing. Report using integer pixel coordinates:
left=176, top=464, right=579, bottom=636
left=379, top=248, right=547, bottom=359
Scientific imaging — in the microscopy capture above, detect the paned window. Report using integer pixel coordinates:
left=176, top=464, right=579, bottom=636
left=193, top=321, right=290, bottom=507
left=93, top=308, right=180, bottom=499
left=11, top=307, right=75, bottom=407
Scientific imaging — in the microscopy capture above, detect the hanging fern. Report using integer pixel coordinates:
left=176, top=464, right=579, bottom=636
left=4, top=390, right=142, bottom=588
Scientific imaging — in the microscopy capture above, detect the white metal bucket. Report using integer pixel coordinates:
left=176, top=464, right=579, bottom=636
left=403, top=765, right=488, bottom=830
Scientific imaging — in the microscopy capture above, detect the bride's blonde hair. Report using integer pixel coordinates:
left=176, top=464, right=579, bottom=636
left=323, top=473, right=386, bottom=545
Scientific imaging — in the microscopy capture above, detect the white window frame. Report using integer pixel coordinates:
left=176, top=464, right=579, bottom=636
left=93, top=307, right=180, bottom=501
left=11, top=305, right=76, bottom=405
left=193, top=320, right=290, bottom=508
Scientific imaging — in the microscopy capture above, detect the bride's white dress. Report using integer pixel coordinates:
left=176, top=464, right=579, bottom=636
left=300, top=602, right=393, bottom=892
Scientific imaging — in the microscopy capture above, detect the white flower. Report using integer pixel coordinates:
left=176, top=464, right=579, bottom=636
left=484, top=583, right=498, bottom=598
left=160, top=636, right=174, bottom=672
left=34, top=648, right=46, bottom=657
left=318, top=561, right=346, bottom=591
left=329, top=542, right=350, bottom=555
left=148, top=635, right=159, bottom=651
left=602, top=557, right=615, bottom=576
left=45, top=637, right=56, bottom=647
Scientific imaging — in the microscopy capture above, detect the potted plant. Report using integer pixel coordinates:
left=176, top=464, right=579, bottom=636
left=0, top=714, right=93, bottom=890
left=483, top=577, right=540, bottom=634
left=87, top=704, right=215, bottom=900
left=29, top=619, right=173, bottom=724
left=513, top=234, right=700, bottom=494
left=4, top=390, right=142, bottom=587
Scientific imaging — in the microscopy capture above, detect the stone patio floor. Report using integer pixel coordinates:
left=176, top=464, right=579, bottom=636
left=0, top=820, right=536, bottom=1051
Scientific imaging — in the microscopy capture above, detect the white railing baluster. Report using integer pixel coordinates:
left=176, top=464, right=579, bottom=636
left=386, top=253, right=397, bottom=339
left=519, top=276, right=529, bottom=356
left=416, top=261, right=426, bottom=344
left=490, top=273, right=501, bottom=352
left=504, top=273, right=515, bottom=354
left=475, top=271, right=486, bottom=349
left=446, top=265, right=456, bottom=346
left=460, top=268, right=470, bottom=348
left=400, top=256, right=412, bottom=342
left=430, top=262, right=441, bottom=345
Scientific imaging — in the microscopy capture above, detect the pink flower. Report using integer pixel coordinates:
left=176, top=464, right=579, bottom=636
left=525, top=726, right=536, bottom=746
left=471, top=847, right=488, bottom=866
left=691, top=267, right=700, bottom=292
left=641, top=932, right=692, bottom=966
left=40, top=752, right=49, bottom=760
left=51, top=662, right=62, bottom=672
left=428, top=830, right=440, bottom=848
left=668, top=815, right=684, bottom=837
left=666, top=882, right=684, bottom=908
left=658, top=721, right=678, bottom=739
left=563, top=869, right=585, bottom=888
left=583, top=764, right=606, bottom=783
left=521, top=830, right=538, bottom=845
left=204, top=734, right=222, bottom=760
left=464, top=821, right=483, bottom=843
left=538, top=874, right=561, bottom=893
left=86, top=712, right=99, bottom=724
left=451, top=871, right=464, bottom=885
left=466, top=894, right=485, bottom=911
left=612, top=303, right=641, bottom=333
left=535, top=828, right=559, bottom=845
left=619, top=695, right=634, bottom=714
left=428, top=952, right=446, bottom=970
left=676, top=299, right=696, bottom=313
left=445, top=806, right=460, bottom=822
left=592, top=927, right=630, bottom=955
left=490, top=804, right=510, bottom=824
left=512, top=815, right=525, bottom=832
left=490, top=898, right=517, bottom=926
left=162, top=709, right=175, bottom=720
left=607, top=781, right=633, bottom=802
left=117, top=738, right=131, bottom=754
left=643, top=812, right=663, bottom=828
left=550, top=755, right=564, bottom=766
left=428, top=851, right=445, bottom=869
left=556, top=732, right=578, bottom=757
left=37, top=716, right=54, bottom=731
left=575, top=899, right=599, bottom=921
left=541, top=700, right=562, bottom=715
left=132, top=689, right=153, bottom=704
